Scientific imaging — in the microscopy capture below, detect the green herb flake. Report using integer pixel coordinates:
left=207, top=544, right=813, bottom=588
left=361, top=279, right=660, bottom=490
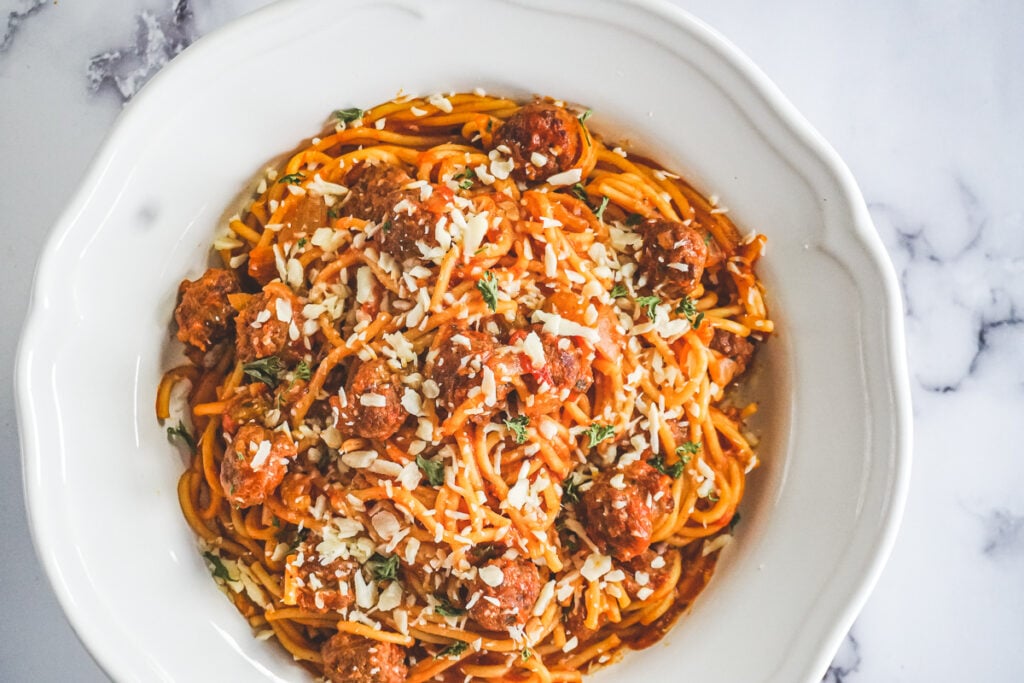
left=203, top=552, right=232, bottom=582
left=648, top=453, right=684, bottom=479
left=584, top=423, right=615, bottom=448
left=578, top=109, right=593, bottom=124
left=676, top=441, right=700, bottom=456
left=504, top=415, right=530, bottom=444
left=476, top=270, right=499, bottom=312
left=437, top=640, right=469, bottom=659
left=166, top=420, right=197, bottom=454
left=635, top=295, right=661, bottom=321
left=454, top=167, right=476, bottom=190
left=277, top=172, right=305, bottom=185
left=293, top=360, right=312, bottom=381
left=561, top=475, right=581, bottom=505
left=334, top=107, right=364, bottom=123
left=676, top=295, right=704, bottom=328
left=594, top=196, right=610, bottom=221
left=434, top=599, right=466, bottom=618
left=381, top=219, right=393, bottom=233
left=416, top=454, right=445, bottom=487
left=369, top=553, right=400, bottom=582
left=327, top=207, right=341, bottom=221
left=243, top=356, right=284, bottom=387
left=571, top=182, right=589, bottom=203
left=522, top=647, right=533, bottom=661
left=610, top=283, right=628, bottom=299
left=707, top=491, right=720, bottom=502
left=296, top=238, right=307, bottom=248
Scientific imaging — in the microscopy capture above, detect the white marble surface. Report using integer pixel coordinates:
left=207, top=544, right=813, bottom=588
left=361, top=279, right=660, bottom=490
left=1, top=0, right=1021, bottom=681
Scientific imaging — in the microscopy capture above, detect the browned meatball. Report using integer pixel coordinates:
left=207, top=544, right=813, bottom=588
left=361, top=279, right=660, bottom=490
left=221, top=383, right=274, bottom=435
left=283, top=550, right=358, bottom=613
left=493, top=102, right=583, bottom=183
left=335, top=358, right=408, bottom=440
left=636, top=217, right=708, bottom=295
left=320, top=632, right=407, bottom=683
left=709, top=328, right=756, bottom=385
left=235, top=286, right=304, bottom=363
left=579, top=461, right=673, bottom=561
left=174, top=268, right=239, bottom=351
left=620, top=548, right=675, bottom=600
left=345, top=162, right=447, bottom=263
left=511, top=329, right=593, bottom=415
left=220, top=423, right=294, bottom=507
left=425, top=324, right=520, bottom=418
left=467, top=556, right=542, bottom=632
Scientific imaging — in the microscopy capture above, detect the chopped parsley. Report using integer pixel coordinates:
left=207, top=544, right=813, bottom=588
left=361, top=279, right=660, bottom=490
left=381, top=219, right=393, bottom=233
left=610, top=283, right=628, bottom=299
left=594, top=196, right=610, bottom=221
left=676, top=441, right=701, bottom=457
left=243, top=356, right=284, bottom=387
left=635, top=295, right=661, bottom=321
left=203, top=552, right=232, bottom=582
left=296, top=237, right=307, bottom=248
left=676, top=295, right=704, bottom=328
left=166, top=420, right=196, bottom=454
left=571, top=183, right=589, bottom=203
left=476, top=271, right=499, bottom=312
left=648, top=452, right=684, bottom=479
left=293, top=360, right=312, bottom=381
left=454, top=167, right=476, bottom=190
left=522, top=647, right=533, bottom=661
left=504, top=415, right=529, bottom=444
left=578, top=109, right=593, bottom=124
left=277, top=172, right=305, bottom=185
left=369, top=553, right=400, bottom=582
left=334, top=107, right=364, bottom=123
left=706, top=491, right=720, bottom=502
left=584, top=423, right=615, bottom=448
left=437, top=640, right=469, bottom=659
left=434, top=599, right=465, bottom=618
left=327, top=206, right=341, bottom=220
left=561, top=475, right=581, bottom=505
left=416, top=455, right=445, bottom=487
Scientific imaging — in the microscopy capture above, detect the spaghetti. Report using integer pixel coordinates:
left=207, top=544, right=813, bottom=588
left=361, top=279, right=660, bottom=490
left=158, top=91, right=773, bottom=682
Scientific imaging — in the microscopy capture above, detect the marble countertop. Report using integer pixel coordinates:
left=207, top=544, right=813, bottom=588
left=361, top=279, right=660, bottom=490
left=2, top=1, right=1021, bottom=681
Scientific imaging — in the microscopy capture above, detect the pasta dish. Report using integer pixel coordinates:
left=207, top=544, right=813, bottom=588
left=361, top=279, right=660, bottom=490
left=157, top=91, right=773, bottom=682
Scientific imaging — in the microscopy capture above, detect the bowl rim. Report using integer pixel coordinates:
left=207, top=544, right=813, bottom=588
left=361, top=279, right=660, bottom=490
left=15, top=0, right=912, bottom=680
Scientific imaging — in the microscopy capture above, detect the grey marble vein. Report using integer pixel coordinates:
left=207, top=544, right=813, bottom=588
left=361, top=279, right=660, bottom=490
left=822, top=632, right=862, bottom=683
left=86, top=0, right=195, bottom=103
left=982, top=508, right=1024, bottom=559
left=0, top=0, right=47, bottom=52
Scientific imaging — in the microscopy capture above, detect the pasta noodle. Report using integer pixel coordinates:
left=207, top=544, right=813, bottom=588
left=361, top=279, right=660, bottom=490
left=158, top=91, right=773, bottom=682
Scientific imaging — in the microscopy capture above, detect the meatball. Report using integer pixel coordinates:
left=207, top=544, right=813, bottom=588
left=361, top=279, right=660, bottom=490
left=221, top=383, right=274, bottom=435
left=235, top=286, right=304, bottom=363
left=619, top=548, right=675, bottom=601
left=335, top=358, right=408, bottom=440
left=709, top=328, right=756, bottom=385
left=320, top=632, right=407, bottom=683
left=425, top=324, right=520, bottom=418
left=493, top=102, right=583, bottom=183
left=512, top=329, right=593, bottom=415
left=345, top=163, right=444, bottom=263
left=219, top=423, right=294, bottom=507
left=636, top=217, right=708, bottom=295
left=174, top=268, right=239, bottom=351
left=579, top=461, right=674, bottom=561
left=467, top=556, right=542, bottom=632
left=283, top=549, right=358, bottom=613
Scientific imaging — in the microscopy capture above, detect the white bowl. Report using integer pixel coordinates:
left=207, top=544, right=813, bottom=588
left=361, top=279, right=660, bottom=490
left=16, top=0, right=912, bottom=681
